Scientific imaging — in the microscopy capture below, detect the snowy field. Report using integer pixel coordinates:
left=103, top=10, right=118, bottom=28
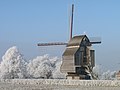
left=0, top=79, right=120, bottom=90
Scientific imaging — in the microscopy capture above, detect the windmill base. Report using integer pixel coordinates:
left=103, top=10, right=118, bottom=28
left=66, top=73, right=91, bottom=80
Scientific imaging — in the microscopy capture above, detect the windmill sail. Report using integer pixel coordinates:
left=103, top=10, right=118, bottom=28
left=37, top=42, right=67, bottom=46
left=89, top=37, right=101, bottom=44
left=37, top=4, right=74, bottom=47
left=69, top=4, right=74, bottom=40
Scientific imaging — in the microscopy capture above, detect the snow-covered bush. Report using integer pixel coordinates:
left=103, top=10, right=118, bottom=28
left=0, top=46, right=27, bottom=79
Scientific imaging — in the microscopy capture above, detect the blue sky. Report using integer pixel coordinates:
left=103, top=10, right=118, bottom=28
left=0, top=0, right=120, bottom=71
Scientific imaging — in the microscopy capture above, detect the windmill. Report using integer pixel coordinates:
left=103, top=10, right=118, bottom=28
left=37, top=4, right=101, bottom=80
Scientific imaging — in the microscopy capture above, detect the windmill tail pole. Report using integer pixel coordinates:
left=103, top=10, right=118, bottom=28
left=70, top=4, right=74, bottom=40
left=37, top=42, right=68, bottom=46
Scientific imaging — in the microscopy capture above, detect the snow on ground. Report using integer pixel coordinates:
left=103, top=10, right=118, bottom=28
left=0, top=79, right=120, bottom=90
left=4, top=79, right=120, bottom=87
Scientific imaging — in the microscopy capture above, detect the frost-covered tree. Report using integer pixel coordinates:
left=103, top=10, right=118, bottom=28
left=27, top=55, right=54, bottom=79
left=0, top=46, right=66, bottom=79
left=0, top=46, right=27, bottom=79
left=27, top=54, right=66, bottom=79
left=92, top=65, right=117, bottom=80
left=101, top=70, right=111, bottom=80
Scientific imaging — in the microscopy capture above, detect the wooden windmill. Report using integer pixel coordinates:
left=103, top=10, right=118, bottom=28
left=38, top=4, right=101, bottom=80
